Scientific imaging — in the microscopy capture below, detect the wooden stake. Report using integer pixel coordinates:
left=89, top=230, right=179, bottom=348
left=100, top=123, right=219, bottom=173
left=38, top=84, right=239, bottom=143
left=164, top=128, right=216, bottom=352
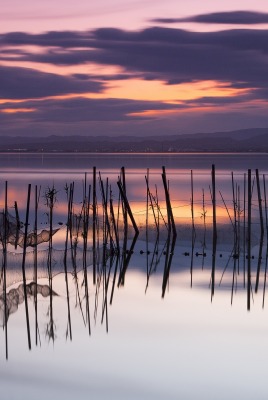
left=21, top=184, right=32, bottom=350
left=255, top=169, right=264, bottom=293
left=93, top=166, right=97, bottom=284
left=211, top=164, right=217, bottom=300
left=247, top=169, right=251, bottom=311
left=3, top=181, right=8, bottom=359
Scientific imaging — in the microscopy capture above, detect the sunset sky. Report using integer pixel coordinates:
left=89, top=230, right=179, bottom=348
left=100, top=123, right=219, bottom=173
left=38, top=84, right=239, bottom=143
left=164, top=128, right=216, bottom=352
left=1, top=0, right=268, bottom=137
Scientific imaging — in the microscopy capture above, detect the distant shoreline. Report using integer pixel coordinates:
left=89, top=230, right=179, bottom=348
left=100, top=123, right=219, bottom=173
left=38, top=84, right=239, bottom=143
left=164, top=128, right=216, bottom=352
left=0, top=150, right=268, bottom=154
left=1, top=128, right=268, bottom=153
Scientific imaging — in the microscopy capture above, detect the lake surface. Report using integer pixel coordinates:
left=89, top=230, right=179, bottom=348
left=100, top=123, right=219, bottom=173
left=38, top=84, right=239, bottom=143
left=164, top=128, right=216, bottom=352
left=1, top=153, right=268, bottom=399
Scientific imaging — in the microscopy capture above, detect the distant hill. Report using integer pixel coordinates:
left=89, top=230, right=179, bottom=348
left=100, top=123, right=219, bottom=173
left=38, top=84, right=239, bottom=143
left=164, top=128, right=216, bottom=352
left=1, top=128, right=268, bottom=152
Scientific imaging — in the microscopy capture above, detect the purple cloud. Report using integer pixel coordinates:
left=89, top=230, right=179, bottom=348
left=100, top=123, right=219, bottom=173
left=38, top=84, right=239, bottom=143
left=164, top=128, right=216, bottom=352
left=2, top=27, right=268, bottom=93
left=0, top=66, right=102, bottom=99
left=152, top=11, right=268, bottom=25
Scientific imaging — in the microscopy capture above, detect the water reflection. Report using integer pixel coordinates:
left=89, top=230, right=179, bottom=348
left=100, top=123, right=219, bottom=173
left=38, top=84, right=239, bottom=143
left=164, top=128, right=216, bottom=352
left=1, top=157, right=268, bottom=361
left=0, top=281, right=58, bottom=339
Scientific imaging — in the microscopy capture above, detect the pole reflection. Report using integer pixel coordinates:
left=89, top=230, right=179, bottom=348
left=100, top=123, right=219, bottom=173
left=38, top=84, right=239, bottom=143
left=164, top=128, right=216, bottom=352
left=1, top=165, right=268, bottom=359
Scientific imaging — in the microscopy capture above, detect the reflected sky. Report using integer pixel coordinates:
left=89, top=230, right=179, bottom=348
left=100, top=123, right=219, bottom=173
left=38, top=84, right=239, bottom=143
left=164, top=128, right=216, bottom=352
left=1, top=270, right=268, bottom=400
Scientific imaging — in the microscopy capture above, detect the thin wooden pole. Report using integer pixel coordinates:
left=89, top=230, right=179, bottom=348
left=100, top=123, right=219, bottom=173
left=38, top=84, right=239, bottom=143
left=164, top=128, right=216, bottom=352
left=162, top=166, right=177, bottom=237
left=3, top=181, right=8, bottom=359
left=21, top=184, right=32, bottom=350
left=255, top=169, right=264, bottom=293
left=14, top=200, right=20, bottom=249
left=201, top=188, right=207, bottom=270
left=231, top=172, right=238, bottom=304
left=243, top=173, right=246, bottom=288
left=145, top=176, right=158, bottom=234
left=211, top=164, right=217, bottom=300
left=191, top=169, right=195, bottom=235
left=93, top=166, right=97, bottom=284
left=162, top=234, right=177, bottom=298
left=34, top=185, right=40, bottom=346
left=109, top=185, right=120, bottom=304
left=247, top=169, right=251, bottom=311
left=146, top=168, right=149, bottom=281
left=262, top=174, right=268, bottom=307
left=82, top=178, right=91, bottom=335
left=117, top=180, right=139, bottom=235
left=64, top=184, right=72, bottom=340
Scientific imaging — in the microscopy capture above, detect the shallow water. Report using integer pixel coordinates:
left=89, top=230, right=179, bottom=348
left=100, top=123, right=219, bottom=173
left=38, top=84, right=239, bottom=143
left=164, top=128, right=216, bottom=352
left=1, top=153, right=268, bottom=399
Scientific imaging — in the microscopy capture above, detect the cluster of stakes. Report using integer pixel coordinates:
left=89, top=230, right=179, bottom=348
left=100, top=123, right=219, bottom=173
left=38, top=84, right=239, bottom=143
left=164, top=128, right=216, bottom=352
left=0, top=165, right=268, bottom=359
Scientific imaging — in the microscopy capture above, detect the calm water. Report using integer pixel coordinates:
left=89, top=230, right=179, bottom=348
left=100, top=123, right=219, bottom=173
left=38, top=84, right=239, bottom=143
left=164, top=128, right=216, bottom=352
left=1, top=153, right=268, bottom=400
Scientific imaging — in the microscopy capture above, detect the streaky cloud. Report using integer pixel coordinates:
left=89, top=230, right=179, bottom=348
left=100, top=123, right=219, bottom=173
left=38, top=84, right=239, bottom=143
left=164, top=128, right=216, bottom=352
left=0, top=30, right=93, bottom=48
left=0, top=66, right=102, bottom=99
left=153, top=11, right=268, bottom=25
left=0, top=97, right=181, bottom=122
left=2, top=27, right=268, bottom=102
